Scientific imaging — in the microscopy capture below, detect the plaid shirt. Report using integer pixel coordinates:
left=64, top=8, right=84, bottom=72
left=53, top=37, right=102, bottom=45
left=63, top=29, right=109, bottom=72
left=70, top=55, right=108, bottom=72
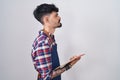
left=31, top=30, right=56, bottom=80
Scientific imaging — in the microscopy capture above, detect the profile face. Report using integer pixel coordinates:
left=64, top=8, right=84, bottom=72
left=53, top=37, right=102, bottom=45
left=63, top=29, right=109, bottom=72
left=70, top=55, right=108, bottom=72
left=48, top=11, right=62, bottom=28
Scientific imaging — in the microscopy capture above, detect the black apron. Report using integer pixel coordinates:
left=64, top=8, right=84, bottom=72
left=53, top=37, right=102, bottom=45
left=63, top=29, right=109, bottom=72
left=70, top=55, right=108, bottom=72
left=51, top=43, right=61, bottom=80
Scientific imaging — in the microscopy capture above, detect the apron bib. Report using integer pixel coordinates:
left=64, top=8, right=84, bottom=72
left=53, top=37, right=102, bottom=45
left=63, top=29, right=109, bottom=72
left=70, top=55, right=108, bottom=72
left=51, top=43, right=61, bottom=80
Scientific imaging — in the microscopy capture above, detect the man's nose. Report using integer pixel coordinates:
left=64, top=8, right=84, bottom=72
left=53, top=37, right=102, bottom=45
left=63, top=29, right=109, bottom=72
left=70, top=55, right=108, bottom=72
left=58, top=16, right=61, bottom=20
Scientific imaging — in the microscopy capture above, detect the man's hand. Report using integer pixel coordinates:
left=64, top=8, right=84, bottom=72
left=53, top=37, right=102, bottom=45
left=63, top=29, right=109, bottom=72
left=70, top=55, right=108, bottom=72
left=69, top=54, right=85, bottom=67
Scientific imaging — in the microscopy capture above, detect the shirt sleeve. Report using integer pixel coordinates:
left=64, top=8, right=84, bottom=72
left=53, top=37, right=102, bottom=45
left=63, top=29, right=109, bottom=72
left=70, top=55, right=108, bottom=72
left=31, top=40, right=52, bottom=80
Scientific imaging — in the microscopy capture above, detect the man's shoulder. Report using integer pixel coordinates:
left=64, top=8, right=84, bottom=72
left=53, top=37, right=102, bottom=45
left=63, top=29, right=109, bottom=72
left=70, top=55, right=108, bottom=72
left=32, top=31, right=49, bottom=48
left=34, top=34, right=47, bottom=44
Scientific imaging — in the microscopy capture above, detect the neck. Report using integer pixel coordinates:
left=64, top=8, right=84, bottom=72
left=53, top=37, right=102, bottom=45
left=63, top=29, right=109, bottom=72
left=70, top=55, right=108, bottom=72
left=43, top=25, right=55, bottom=34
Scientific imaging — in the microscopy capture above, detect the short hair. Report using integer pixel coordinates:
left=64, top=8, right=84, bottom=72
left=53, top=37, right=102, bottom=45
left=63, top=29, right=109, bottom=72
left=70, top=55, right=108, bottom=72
left=33, top=3, right=59, bottom=24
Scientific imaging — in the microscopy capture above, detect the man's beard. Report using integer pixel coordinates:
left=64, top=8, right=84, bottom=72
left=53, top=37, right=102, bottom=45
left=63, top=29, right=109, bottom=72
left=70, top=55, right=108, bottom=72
left=57, top=23, right=62, bottom=28
left=53, top=22, right=62, bottom=28
left=53, top=19, right=62, bottom=28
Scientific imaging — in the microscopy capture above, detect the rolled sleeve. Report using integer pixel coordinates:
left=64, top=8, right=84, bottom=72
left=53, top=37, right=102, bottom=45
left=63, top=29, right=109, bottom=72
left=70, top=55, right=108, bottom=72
left=31, top=40, right=52, bottom=80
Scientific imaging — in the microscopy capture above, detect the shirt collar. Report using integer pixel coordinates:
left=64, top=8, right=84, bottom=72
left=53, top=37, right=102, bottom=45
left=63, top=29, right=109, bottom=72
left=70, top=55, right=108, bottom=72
left=39, top=29, right=55, bottom=40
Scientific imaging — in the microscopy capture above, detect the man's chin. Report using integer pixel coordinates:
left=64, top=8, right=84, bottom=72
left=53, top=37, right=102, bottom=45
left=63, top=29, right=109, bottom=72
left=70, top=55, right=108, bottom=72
left=57, top=23, right=62, bottom=28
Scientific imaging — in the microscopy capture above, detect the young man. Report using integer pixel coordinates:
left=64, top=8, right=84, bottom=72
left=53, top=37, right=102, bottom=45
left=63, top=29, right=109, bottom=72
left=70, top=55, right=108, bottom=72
left=31, top=3, right=84, bottom=80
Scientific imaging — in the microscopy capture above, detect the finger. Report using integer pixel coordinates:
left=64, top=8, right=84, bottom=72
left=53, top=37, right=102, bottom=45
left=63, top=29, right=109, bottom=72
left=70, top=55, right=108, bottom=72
left=70, top=54, right=85, bottom=61
left=70, top=56, right=74, bottom=60
left=75, top=54, right=85, bottom=60
left=78, top=54, right=85, bottom=57
left=70, top=56, right=77, bottom=60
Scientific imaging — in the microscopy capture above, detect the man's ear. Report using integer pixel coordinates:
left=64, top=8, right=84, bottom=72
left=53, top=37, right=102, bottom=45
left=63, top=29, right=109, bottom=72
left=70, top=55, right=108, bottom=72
left=43, top=16, right=49, bottom=24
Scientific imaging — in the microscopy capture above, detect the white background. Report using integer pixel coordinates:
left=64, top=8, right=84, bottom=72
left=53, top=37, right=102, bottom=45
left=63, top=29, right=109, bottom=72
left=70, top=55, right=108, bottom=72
left=0, top=0, right=120, bottom=80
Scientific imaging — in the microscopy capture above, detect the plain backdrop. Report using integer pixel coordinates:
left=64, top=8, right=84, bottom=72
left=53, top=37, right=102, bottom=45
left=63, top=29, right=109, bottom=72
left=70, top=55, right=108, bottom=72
left=0, top=0, right=120, bottom=80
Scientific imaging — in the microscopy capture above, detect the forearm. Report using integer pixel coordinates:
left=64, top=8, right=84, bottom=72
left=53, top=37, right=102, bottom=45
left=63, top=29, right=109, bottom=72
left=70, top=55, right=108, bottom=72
left=51, top=63, right=72, bottom=79
left=51, top=67, right=66, bottom=79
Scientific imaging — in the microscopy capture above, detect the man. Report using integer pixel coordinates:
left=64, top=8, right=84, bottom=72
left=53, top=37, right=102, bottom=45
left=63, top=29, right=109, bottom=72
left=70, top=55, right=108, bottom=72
left=31, top=3, right=84, bottom=80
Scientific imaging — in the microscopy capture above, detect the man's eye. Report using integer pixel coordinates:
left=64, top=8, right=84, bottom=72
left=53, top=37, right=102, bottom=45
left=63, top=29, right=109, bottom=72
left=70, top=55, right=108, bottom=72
left=56, top=14, right=58, bottom=17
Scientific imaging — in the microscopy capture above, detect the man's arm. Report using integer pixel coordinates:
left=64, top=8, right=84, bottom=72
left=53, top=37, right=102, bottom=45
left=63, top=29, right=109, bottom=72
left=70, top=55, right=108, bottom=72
left=31, top=40, right=68, bottom=79
left=51, top=54, right=85, bottom=79
left=31, top=39, right=85, bottom=79
left=31, top=41, right=53, bottom=80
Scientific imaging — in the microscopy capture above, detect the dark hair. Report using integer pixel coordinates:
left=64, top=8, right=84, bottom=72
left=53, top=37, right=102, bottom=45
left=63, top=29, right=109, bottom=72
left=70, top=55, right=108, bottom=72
left=33, top=3, right=59, bottom=24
